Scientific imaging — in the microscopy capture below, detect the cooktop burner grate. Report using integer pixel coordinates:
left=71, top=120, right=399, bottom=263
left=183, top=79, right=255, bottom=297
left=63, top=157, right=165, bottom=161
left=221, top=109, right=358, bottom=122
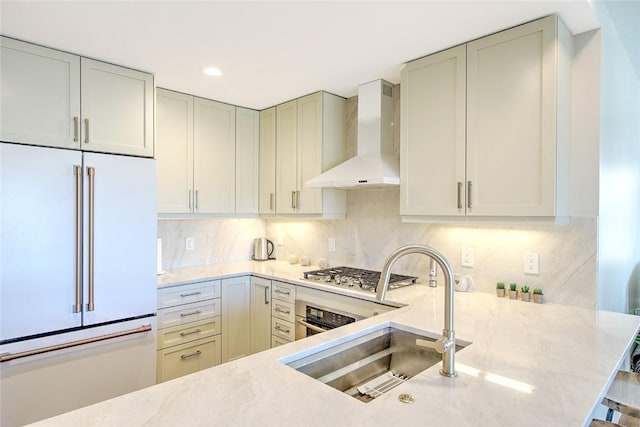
left=303, top=266, right=417, bottom=292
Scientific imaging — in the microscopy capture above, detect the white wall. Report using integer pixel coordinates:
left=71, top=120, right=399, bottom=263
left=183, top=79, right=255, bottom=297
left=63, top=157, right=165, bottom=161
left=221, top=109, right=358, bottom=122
left=594, top=1, right=640, bottom=313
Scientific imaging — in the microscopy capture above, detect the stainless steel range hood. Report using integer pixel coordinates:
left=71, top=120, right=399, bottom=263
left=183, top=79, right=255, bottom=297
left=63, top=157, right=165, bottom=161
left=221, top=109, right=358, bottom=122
left=305, top=79, right=398, bottom=188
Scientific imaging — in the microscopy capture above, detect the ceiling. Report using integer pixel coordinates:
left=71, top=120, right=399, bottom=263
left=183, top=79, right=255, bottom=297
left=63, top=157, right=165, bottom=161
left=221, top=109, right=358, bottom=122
left=1, top=1, right=602, bottom=110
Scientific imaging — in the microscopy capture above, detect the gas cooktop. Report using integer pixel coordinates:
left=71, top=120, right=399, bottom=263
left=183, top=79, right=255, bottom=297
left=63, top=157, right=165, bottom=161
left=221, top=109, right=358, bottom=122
left=303, top=266, right=417, bottom=293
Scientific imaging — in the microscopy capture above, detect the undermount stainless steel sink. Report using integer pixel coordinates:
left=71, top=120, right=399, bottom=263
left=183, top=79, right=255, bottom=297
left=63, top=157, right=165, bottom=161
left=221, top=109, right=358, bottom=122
left=283, top=324, right=469, bottom=402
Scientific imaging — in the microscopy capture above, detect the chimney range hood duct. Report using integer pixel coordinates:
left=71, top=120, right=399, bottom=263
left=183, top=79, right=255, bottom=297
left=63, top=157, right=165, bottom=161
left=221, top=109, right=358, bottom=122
left=305, top=79, right=399, bottom=189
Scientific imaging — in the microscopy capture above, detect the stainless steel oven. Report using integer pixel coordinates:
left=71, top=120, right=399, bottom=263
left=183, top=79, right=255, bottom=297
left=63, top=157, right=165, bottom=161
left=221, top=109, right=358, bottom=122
left=295, top=300, right=363, bottom=340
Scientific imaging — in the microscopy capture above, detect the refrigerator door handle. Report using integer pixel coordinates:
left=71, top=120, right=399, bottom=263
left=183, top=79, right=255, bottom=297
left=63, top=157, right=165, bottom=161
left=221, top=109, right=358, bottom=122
left=87, top=166, right=96, bottom=312
left=74, top=165, right=82, bottom=313
left=0, top=324, right=152, bottom=363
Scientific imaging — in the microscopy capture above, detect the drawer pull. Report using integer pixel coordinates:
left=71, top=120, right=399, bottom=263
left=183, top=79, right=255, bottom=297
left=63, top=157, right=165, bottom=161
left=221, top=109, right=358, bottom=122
left=180, top=328, right=202, bottom=337
left=180, top=350, right=202, bottom=360
left=180, top=310, right=202, bottom=318
left=275, top=324, right=290, bottom=333
left=275, top=307, right=290, bottom=314
left=180, top=291, right=202, bottom=298
left=275, top=289, right=290, bottom=295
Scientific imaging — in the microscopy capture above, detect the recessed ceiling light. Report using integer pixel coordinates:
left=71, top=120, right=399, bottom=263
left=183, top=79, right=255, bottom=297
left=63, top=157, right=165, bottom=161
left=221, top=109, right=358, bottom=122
left=202, top=66, right=222, bottom=77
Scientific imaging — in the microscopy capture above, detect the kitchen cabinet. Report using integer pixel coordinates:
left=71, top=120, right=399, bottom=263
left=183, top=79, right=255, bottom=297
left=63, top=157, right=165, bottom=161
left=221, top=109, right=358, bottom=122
left=0, top=37, right=153, bottom=157
left=259, top=107, right=277, bottom=214
left=250, top=277, right=272, bottom=354
left=400, top=15, right=570, bottom=221
left=156, top=280, right=222, bottom=383
left=270, top=281, right=296, bottom=346
left=156, top=88, right=260, bottom=216
left=275, top=92, right=347, bottom=218
left=236, top=107, right=260, bottom=214
left=221, top=276, right=251, bottom=362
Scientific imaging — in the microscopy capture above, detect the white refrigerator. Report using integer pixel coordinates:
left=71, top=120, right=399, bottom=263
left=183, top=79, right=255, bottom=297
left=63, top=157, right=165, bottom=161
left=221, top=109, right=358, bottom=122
left=0, top=143, right=157, bottom=426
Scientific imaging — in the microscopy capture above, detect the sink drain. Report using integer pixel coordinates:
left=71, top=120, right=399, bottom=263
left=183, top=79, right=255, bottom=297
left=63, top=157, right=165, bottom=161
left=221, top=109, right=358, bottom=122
left=398, top=394, right=415, bottom=404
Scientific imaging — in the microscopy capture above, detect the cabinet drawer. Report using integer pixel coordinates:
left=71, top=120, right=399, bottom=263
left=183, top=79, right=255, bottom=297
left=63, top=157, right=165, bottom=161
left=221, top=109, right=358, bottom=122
left=271, top=299, right=295, bottom=323
left=157, top=316, right=221, bottom=350
left=157, top=299, right=221, bottom=329
left=271, top=335, right=291, bottom=348
left=158, top=280, right=221, bottom=309
left=271, top=318, right=295, bottom=342
left=272, top=281, right=295, bottom=304
left=156, top=335, right=221, bottom=383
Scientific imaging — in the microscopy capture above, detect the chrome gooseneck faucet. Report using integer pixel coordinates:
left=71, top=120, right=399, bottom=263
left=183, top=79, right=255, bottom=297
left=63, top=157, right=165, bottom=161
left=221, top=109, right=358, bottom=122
left=376, top=244, right=456, bottom=377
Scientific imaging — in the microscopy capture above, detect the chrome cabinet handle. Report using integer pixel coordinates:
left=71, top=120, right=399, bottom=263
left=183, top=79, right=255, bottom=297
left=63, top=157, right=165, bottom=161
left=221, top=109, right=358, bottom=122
left=195, top=190, right=199, bottom=211
left=297, top=318, right=327, bottom=333
left=84, top=118, right=89, bottom=144
left=181, top=350, right=202, bottom=360
left=87, top=166, right=95, bottom=312
left=291, top=191, right=296, bottom=209
left=188, top=190, right=192, bottom=210
left=180, top=310, right=202, bottom=318
left=74, top=165, right=82, bottom=313
left=296, top=191, right=300, bottom=210
left=275, top=289, right=290, bottom=295
left=269, top=193, right=274, bottom=211
left=275, top=324, right=290, bottom=333
left=457, top=182, right=462, bottom=209
left=275, top=306, right=290, bottom=314
left=73, top=117, right=79, bottom=142
left=264, top=286, right=269, bottom=305
left=180, top=328, right=202, bottom=337
left=180, top=291, right=202, bottom=298
left=467, top=181, right=472, bottom=209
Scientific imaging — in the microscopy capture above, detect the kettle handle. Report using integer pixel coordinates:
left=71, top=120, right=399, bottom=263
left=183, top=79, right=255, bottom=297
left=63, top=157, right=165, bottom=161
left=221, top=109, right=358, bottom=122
left=267, top=239, right=274, bottom=257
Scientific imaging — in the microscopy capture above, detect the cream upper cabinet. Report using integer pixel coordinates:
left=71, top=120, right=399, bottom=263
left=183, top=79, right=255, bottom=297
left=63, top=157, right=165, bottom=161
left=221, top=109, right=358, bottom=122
left=259, top=108, right=277, bottom=215
left=235, top=107, right=260, bottom=215
left=275, top=92, right=347, bottom=218
left=0, top=37, right=80, bottom=150
left=193, top=97, right=236, bottom=214
left=80, top=58, right=154, bottom=157
left=401, top=15, right=570, bottom=221
left=1, top=37, right=153, bottom=157
left=156, top=89, right=193, bottom=213
left=400, top=45, right=466, bottom=216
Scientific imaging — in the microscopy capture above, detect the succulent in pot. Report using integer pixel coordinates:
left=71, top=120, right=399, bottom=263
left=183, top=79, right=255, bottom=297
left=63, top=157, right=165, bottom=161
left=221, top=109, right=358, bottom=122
left=496, top=282, right=506, bottom=297
left=509, top=283, right=518, bottom=299
left=521, top=285, right=531, bottom=302
left=533, top=288, right=544, bottom=303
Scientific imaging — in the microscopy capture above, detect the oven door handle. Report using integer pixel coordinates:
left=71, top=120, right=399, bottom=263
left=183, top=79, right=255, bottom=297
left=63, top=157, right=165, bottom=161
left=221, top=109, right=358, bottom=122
left=297, top=318, right=329, bottom=334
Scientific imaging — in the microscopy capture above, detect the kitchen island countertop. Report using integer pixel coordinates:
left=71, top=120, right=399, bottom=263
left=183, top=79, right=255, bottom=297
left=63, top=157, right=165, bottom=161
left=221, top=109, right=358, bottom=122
left=32, top=261, right=640, bottom=426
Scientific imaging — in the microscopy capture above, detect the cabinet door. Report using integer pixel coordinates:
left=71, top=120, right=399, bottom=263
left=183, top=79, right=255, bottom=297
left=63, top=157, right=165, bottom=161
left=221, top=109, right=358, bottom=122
left=275, top=100, right=298, bottom=214
left=236, top=107, right=259, bottom=214
left=221, top=277, right=251, bottom=362
left=0, top=37, right=80, bottom=149
left=82, top=153, right=157, bottom=325
left=466, top=16, right=556, bottom=216
left=259, top=108, right=277, bottom=214
left=297, top=93, right=323, bottom=214
left=250, top=277, right=271, bottom=354
left=1, top=144, right=83, bottom=340
left=80, top=58, right=153, bottom=157
left=193, top=97, right=236, bottom=214
left=400, top=45, right=467, bottom=216
left=156, top=89, right=193, bottom=213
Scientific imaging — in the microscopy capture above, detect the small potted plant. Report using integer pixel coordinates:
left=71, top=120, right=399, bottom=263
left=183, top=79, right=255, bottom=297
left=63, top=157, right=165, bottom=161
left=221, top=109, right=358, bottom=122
left=496, top=282, right=506, bottom=297
left=521, top=285, right=531, bottom=302
left=509, top=283, right=518, bottom=299
left=533, top=288, right=544, bottom=303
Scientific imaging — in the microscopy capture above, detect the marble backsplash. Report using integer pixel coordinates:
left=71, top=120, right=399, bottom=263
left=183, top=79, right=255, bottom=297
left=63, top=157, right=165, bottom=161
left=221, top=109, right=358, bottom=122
left=265, top=187, right=597, bottom=309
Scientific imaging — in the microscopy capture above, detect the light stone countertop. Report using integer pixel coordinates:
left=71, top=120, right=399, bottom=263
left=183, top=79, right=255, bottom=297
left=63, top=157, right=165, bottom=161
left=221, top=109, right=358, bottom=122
left=33, top=261, right=640, bottom=426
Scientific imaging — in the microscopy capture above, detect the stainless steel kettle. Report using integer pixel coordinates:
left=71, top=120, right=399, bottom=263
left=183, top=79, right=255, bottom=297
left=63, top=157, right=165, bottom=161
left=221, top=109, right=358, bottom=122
left=252, top=238, right=274, bottom=261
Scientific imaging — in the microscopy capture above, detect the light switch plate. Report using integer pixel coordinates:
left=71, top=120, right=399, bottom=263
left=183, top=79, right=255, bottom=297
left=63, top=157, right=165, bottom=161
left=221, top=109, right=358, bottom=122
left=328, top=238, right=336, bottom=253
left=185, top=237, right=195, bottom=251
left=524, top=252, right=539, bottom=275
left=461, top=247, right=474, bottom=267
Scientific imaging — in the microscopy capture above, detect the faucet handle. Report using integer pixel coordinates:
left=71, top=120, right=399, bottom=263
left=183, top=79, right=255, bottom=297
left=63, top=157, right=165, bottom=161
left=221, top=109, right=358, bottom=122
left=416, top=337, right=452, bottom=354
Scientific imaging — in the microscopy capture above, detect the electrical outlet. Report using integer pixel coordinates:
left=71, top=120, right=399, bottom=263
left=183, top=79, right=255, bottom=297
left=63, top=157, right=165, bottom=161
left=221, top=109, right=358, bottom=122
left=185, top=237, right=195, bottom=251
left=277, top=233, right=284, bottom=246
left=461, top=247, right=474, bottom=267
left=328, top=238, right=336, bottom=253
left=524, top=252, right=539, bottom=275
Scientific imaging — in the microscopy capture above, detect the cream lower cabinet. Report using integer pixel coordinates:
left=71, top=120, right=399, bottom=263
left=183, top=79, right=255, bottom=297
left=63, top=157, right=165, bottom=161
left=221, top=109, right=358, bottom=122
left=270, top=281, right=296, bottom=346
left=401, top=15, right=570, bottom=221
left=250, top=277, right=272, bottom=353
left=156, top=280, right=222, bottom=383
left=1, top=37, right=153, bottom=157
left=275, top=92, right=347, bottom=218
